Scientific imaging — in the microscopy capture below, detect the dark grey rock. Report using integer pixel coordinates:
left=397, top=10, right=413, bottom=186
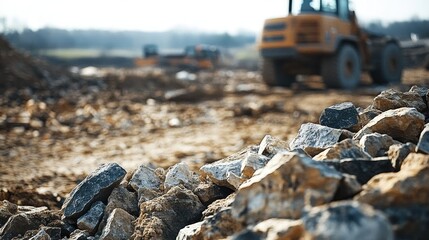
left=77, top=201, right=105, bottom=234
left=349, top=109, right=382, bottom=133
left=99, top=208, right=135, bottom=240
left=289, top=123, right=343, bottom=156
left=417, top=124, right=429, bottom=154
left=334, top=174, right=362, bottom=200
left=320, top=102, right=359, bottom=129
left=381, top=206, right=429, bottom=240
left=323, top=157, right=395, bottom=184
left=62, top=163, right=126, bottom=221
left=302, top=201, right=393, bottom=240
left=0, top=208, right=60, bottom=240
left=0, top=200, right=17, bottom=227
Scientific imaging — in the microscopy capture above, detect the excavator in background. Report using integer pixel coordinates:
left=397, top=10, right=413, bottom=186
left=135, top=44, right=221, bottom=71
left=259, top=0, right=404, bottom=89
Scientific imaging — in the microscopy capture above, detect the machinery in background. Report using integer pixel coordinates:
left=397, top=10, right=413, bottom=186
left=259, top=0, right=404, bottom=89
left=135, top=44, right=221, bottom=71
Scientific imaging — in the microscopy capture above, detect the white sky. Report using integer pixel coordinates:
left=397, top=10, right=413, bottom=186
left=0, top=0, right=428, bottom=33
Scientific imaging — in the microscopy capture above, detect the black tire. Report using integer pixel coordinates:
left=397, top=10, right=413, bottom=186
left=425, top=55, right=429, bottom=71
left=322, top=44, right=361, bottom=89
left=370, top=42, right=403, bottom=84
left=261, top=58, right=296, bottom=87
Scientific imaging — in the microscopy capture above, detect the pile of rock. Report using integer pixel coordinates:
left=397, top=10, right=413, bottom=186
left=1, top=86, right=429, bottom=239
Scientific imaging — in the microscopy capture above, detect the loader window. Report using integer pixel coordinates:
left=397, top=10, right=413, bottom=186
left=292, top=0, right=321, bottom=14
left=321, top=0, right=337, bottom=14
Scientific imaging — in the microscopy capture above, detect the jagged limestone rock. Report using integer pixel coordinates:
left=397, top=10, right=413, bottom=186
left=164, top=162, right=199, bottom=191
left=129, top=164, right=162, bottom=192
left=258, top=135, right=289, bottom=158
left=314, top=139, right=371, bottom=161
left=359, top=133, right=396, bottom=157
left=354, top=107, right=425, bottom=143
left=372, top=89, right=427, bottom=112
left=388, top=143, right=416, bottom=170
left=99, top=208, right=135, bottom=240
left=416, top=124, right=429, bottom=154
left=232, top=152, right=342, bottom=224
left=133, top=186, right=204, bottom=240
left=289, top=123, right=343, bottom=156
left=240, top=151, right=270, bottom=178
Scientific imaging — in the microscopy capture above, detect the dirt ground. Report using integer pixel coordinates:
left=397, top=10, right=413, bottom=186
left=1, top=67, right=429, bottom=209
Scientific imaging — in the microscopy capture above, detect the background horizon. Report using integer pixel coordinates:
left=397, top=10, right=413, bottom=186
left=1, top=0, right=429, bottom=34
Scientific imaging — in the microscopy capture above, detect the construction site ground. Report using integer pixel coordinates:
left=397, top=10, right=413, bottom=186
left=1, top=66, right=429, bottom=209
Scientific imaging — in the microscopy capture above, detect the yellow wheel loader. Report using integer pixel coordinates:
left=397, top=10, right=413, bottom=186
left=260, top=0, right=404, bottom=89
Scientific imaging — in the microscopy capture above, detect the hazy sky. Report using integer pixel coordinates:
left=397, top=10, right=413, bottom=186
left=1, top=0, right=428, bottom=33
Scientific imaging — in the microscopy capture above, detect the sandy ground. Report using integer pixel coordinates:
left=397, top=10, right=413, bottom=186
left=1, top=68, right=428, bottom=209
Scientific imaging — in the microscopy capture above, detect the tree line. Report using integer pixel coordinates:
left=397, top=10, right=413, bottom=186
left=2, top=20, right=428, bottom=53
left=3, top=28, right=256, bottom=52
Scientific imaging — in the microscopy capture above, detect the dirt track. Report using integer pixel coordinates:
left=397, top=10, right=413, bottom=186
left=1, top=68, right=429, bottom=209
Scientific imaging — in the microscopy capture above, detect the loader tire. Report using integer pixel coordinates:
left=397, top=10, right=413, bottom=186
left=322, top=44, right=361, bottom=89
left=370, top=42, right=403, bottom=84
left=262, top=59, right=296, bottom=87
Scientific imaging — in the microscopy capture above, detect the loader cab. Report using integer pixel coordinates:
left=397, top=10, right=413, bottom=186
left=290, top=0, right=352, bottom=21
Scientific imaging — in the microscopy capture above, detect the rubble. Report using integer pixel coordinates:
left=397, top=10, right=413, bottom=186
left=302, top=201, right=394, bottom=240
left=200, top=147, right=252, bottom=190
left=232, top=152, right=342, bottom=223
left=61, top=163, right=126, bottom=221
left=76, top=201, right=105, bottom=234
left=314, top=139, right=371, bottom=160
left=323, top=158, right=395, bottom=184
left=289, top=123, right=343, bottom=156
left=356, top=161, right=429, bottom=208
left=257, top=135, right=289, bottom=157
left=388, top=143, right=416, bottom=170
left=99, top=208, right=135, bottom=240
left=164, top=162, right=199, bottom=191
left=354, top=107, right=425, bottom=143
left=1, top=42, right=429, bottom=240
left=417, top=124, right=429, bottom=154
left=319, top=102, right=359, bottom=129
left=372, top=89, right=427, bottom=112
left=129, top=165, right=162, bottom=192
left=133, top=186, right=205, bottom=240
left=359, top=133, right=396, bottom=157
